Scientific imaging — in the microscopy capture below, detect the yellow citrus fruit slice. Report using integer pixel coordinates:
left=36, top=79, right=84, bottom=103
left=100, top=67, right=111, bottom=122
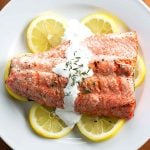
left=26, top=12, right=67, bottom=53
left=134, top=55, right=146, bottom=88
left=77, top=115, right=125, bottom=142
left=79, top=11, right=127, bottom=142
left=81, top=11, right=129, bottom=34
left=4, top=59, right=28, bottom=102
left=29, top=103, right=72, bottom=138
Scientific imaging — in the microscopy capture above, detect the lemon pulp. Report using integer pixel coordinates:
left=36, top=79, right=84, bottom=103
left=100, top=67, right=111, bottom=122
left=29, top=103, right=72, bottom=138
left=81, top=12, right=129, bottom=34
left=77, top=115, right=125, bottom=142
left=26, top=12, right=67, bottom=53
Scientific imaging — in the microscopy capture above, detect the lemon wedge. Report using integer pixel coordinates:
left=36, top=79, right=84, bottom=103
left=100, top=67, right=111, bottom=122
left=26, top=12, right=67, bottom=53
left=29, top=103, right=72, bottom=138
left=4, top=60, right=28, bottom=102
left=81, top=12, right=129, bottom=34
left=77, top=115, right=125, bottom=142
left=134, top=55, right=146, bottom=88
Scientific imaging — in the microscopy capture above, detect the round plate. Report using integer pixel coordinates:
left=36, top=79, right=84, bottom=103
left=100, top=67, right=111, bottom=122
left=0, top=0, right=150, bottom=150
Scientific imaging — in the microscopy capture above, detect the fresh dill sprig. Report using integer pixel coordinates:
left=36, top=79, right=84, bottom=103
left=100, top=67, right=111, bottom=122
left=63, top=51, right=91, bottom=89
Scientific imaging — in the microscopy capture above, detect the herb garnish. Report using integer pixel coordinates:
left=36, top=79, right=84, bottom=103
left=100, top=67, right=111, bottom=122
left=83, top=88, right=91, bottom=94
left=63, top=50, right=92, bottom=88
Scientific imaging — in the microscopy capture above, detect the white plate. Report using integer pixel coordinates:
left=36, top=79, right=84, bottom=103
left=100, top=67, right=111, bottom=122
left=0, top=0, right=150, bottom=150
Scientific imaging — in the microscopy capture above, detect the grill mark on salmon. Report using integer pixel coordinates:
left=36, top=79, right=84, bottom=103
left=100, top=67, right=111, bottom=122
left=6, top=32, right=138, bottom=119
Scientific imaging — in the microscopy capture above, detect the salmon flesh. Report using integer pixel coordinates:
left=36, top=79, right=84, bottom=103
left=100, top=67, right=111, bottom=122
left=6, top=32, right=138, bottom=119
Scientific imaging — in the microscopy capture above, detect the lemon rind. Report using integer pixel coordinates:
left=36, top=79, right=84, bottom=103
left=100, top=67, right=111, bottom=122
left=134, top=55, right=146, bottom=88
left=29, top=103, right=72, bottom=138
left=81, top=12, right=129, bottom=33
left=77, top=119, right=125, bottom=142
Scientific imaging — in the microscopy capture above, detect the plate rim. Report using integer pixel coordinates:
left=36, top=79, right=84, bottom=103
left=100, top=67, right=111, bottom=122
left=0, top=0, right=150, bottom=149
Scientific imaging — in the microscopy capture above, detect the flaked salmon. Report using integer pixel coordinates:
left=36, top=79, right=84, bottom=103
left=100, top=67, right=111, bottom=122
left=6, top=32, right=138, bottom=119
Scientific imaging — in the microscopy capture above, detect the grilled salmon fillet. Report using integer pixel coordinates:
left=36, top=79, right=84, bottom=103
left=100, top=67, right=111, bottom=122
left=6, top=32, right=138, bottom=119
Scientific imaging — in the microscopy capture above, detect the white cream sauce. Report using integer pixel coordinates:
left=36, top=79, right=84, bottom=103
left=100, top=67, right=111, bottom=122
left=52, top=19, right=93, bottom=127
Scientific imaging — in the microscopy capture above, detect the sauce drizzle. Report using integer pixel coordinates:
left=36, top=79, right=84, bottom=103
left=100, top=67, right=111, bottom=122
left=52, top=19, right=93, bottom=127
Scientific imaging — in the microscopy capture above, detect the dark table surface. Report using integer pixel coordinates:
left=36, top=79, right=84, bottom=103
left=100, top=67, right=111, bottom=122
left=0, top=0, right=150, bottom=149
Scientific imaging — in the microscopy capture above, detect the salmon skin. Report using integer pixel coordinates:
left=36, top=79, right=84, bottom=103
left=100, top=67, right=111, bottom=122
left=6, top=32, right=138, bottom=119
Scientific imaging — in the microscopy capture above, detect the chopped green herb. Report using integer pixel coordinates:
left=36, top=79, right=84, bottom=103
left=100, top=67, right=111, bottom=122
left=75, top=57, right=81, bottom=59
left=71, top=76, right=76, bottom=86
left=73, top=68, right=78, bottom=70
left=65, top=91, right=71, bottom=96
left=83, top=88, right=91, bottom=94
left=79, top=64, right=83, bottom=67
left=87, top=68, right=90, bottom=73
left=81, top=72, right=87, bottom=75
left=65, top=62, right=69, bottom=67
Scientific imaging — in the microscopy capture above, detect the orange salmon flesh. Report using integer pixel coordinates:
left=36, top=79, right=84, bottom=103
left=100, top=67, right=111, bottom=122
left=6, top=32, right=138, bottom=119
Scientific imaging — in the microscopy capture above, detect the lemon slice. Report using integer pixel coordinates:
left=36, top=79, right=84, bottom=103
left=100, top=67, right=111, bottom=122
left=29, top=103, right=72, bottom=138
left=134, top=55, right=146, bottom=88
left=78, top=12, right=127, bottom=142
left=77, top=115, right=125, bottom=142
left=81, top=12, right=129, bottom=34
left=4, top=59, right=28, bottom=102
left=26, top=12, right=67, bottom=53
